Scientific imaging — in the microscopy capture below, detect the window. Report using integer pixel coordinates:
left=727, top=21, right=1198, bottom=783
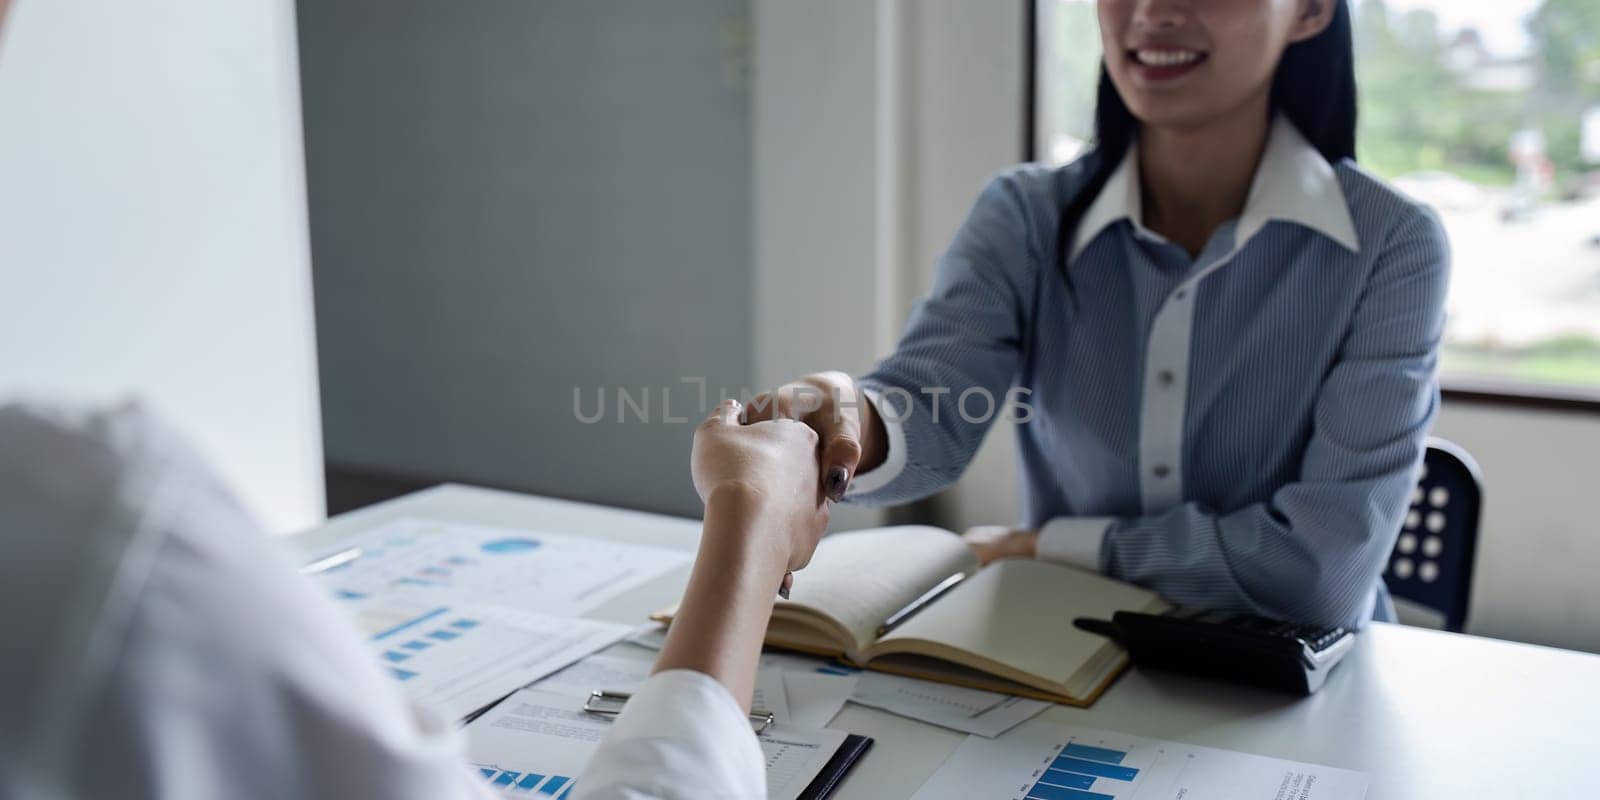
left=1034, top=0, right=1600, bottom=402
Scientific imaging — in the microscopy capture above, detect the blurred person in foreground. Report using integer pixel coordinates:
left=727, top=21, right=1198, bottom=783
left=0, top=398, right=822, bottom=800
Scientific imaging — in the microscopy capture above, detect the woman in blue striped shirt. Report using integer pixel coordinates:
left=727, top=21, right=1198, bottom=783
left=750, top=0, right=1448, bottom=629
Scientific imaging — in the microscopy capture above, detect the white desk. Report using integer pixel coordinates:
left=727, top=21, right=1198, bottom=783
left=291, top=484, right=1600, bottom=799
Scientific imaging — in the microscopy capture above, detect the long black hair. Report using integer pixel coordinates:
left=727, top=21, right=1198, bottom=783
left=1054, top=0, right=1357, bottom=287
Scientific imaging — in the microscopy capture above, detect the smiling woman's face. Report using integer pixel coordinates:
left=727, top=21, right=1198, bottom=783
left=1098, top=0, right=1325, bottom=131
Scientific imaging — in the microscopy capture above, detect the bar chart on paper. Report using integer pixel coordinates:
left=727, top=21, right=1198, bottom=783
left=1017, top=738, right=1159, bottom=800
left=474, top=764, right=576, bottom=797
left=912, top=721, right=1368, bottom=800
left=354, top=600, right=627, bottom=719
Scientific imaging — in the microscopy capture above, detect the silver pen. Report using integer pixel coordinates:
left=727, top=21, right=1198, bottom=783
left=299, top=546, right=363, bottom=575
left=876, top=572, right=967, bottom=636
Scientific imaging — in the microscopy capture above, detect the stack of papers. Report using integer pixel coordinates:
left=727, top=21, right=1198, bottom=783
left=535, top=653, right=792, bottom=726
left=849, top=670, right=1051, bottom=738
left=316, top=519, right=871, bottom=797
left=717, top=646, right=1048, bottom=737
left=467, top=654, right=849, bottom=800
left=625, top=628, right=859, bottom=730
left=309, top=518, right=691, bottom=719
left=352, top=599, right=629, bottom=719
left=315, top=518, right=691, bottom=617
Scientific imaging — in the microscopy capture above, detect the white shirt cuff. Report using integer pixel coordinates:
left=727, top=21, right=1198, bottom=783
left=1035, top=516, right=1115, bottom=571
left=574, top=669, right=764, bottom=800
left=843, top=385, right=907, bottom=498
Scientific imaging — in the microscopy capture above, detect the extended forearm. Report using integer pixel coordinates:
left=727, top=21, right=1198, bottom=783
left=653, top=486, right=791, bottom=709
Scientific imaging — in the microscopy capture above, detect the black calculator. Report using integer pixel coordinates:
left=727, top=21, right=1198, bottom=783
left=1074, top=607, right=1356, bottom=694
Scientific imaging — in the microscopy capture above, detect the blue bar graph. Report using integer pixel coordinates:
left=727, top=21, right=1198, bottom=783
left=389, top=667, right=418, bottom=681
left=372, top=607, right=451, bottom=641
left=1025, top=784, right=1114, bottom=800
left=1062, top=743, right=1127, bottom=764
left=452, top=618, right=480, bottom=629
left=1051, top=756, right=1139, bottom=782
left=479, top=768, right=497, bottom=779
left=493, top=771, right=519, bottom=786
left=401, top=640, right=431, bottom=651
left=517, top=773, right=546, bottom=791
left=538, top=776, right=570, bottom=795
left=1040, top=769, right=1097, bottom=789
left=381, top=651, right=410, bottom=663
left=427, top=629, right=460, bottom=641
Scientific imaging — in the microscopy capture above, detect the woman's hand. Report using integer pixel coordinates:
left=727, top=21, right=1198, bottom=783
left=961, top=525, right=1039, bottom=566
left=657, top=400, right=831, bottom=706
left=742, top=371, right=888, bottom=502
left=691, top=399, right=829, bottom=574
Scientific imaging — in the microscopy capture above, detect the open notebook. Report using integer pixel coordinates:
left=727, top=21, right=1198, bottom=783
left=655, top=526, right=1168, bottom=706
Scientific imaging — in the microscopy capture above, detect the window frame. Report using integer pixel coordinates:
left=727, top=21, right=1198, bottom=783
left=1023, top=0, right=1600, bottom=413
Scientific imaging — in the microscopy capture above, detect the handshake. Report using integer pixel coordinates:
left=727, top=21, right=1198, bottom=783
left=690, top=371, right=889, bottom=511
left=687, top=372, right=886, bottom=595
left=688, top=370, right=1034, bottom=599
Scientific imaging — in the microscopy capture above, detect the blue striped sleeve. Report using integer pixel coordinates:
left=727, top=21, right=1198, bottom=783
left=1100, top=206, right=1450, bottom=628
left=850, top=172, right=1043, bottom=507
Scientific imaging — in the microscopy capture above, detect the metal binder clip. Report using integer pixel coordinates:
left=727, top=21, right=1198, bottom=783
left=584, top=689, right=775, bottom=734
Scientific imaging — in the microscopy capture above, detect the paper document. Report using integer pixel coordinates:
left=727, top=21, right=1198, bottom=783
left=781, top=671, right=855, bottom=729
left=311, top=517, right=691, bottom=616
left=618, top=641, right=856, bottom=729
left=760, top=652, right=1046, bottom=737
left=913, top=720, right=1369, bottom=800
left=465, top=686, right=847, bottom=800
left=623, top=622, right=669, bottom=651
left=849, top=670, right=1051, bottom=738
left=533, top=652, right=656, bottom=694
left=759, top=652, right=859, bottom=729
left=757, top=727, right=851, bottom=800
left=350, top=598, right=628, bottom=719
left=755, top=669, right=792, bottom=724
left=537, top=653, right=791, bottom=725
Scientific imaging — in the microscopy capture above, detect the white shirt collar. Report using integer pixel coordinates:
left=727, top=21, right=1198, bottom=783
left=1069, top=114, right=1361, bottom=263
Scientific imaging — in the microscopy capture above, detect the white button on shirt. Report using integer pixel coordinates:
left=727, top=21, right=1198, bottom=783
left=0, top=404, right=765, bottom=800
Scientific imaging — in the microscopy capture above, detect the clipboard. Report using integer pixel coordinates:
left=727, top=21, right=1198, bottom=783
left=584, top=688, right=873, bottom=799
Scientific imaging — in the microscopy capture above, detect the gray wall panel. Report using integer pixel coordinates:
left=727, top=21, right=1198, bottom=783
left=299, top=0, right=751, bottom=516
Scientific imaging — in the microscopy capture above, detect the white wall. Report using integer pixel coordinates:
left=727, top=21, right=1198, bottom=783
left=753, top=0, right=899, bottom=531
left=751, top=0, right=1026, bottom=531
left=1433, top=404, right=1600, bottom=652
left=898, top=0, right=1030, bottom=530
left=0, top=0, right=323, bottom=533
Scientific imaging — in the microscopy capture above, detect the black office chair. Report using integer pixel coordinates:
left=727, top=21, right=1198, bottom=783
left=1383, top=438, right=1482, bottom=632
